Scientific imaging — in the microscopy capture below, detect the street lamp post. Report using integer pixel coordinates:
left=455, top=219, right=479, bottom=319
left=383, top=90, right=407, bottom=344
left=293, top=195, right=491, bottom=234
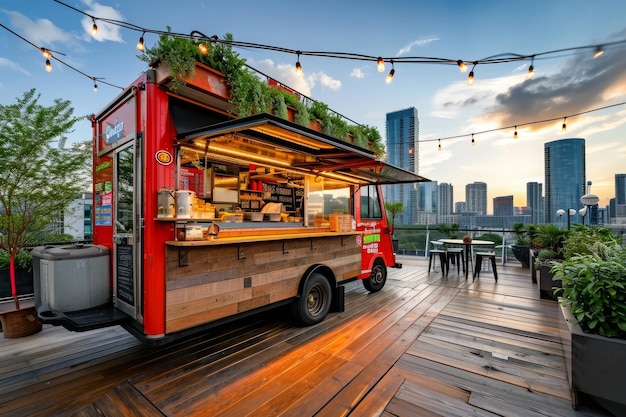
left=579, top=207, right=587, bottom=225
left=580, top=181, right=600, bottom=226
left=567, top=208, right=576, bottom=230
left=556, top=209, right=565, bottom=229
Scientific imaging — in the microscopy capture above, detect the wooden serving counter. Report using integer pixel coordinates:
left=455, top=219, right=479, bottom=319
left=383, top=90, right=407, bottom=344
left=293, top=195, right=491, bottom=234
left=163, top=225, right=363, bottom=334
left=166, top=226, right=360, bottom=246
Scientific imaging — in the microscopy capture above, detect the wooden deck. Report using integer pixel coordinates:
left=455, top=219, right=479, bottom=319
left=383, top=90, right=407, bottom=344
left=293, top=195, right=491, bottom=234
left=0, top=256, right=614, bottom=417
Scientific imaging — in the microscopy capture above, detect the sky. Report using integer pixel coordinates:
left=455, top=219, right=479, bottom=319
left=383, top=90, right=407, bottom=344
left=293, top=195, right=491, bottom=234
left=1, top=0, right=625, bottom=214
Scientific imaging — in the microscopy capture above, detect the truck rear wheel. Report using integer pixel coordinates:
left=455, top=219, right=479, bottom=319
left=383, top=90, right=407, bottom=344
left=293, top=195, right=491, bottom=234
left=362, top=259, right=386, bottom=292
left=292, top=273, right=332, bottom=326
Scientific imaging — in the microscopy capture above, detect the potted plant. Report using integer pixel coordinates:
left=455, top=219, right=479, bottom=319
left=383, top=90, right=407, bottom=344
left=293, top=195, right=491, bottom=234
left=552, top=231, right=626, bottom=415
left=531, top=224, right=569, bottom=300
left=511, top=222, right=532, bottom=268
left=138, top=30, right=386, bottom=157
left=0, top=89, right=89, bottom=338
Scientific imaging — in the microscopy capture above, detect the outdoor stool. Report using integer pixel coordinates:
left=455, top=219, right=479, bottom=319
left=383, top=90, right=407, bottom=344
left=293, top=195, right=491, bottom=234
left=473, top=252, right=498, bottom=281
left=428, top=249, right=447, bottom=275
left=446, top=248, right=465, bottom=274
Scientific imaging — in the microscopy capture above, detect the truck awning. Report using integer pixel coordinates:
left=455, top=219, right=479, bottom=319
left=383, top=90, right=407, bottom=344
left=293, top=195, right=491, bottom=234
left=177, top=113, right=429, bottom=185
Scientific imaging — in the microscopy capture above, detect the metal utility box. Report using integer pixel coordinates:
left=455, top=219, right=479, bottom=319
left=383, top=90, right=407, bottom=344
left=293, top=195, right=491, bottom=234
left=33, top=244, right=110, bottom=312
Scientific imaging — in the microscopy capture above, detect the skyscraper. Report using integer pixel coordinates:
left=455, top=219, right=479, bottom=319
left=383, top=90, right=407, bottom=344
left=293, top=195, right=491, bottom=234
left=526, top=182, right=544, bottom=224
left=438, top=183, right=454, bottom=216
left=493, top=195, right=514, bottom=217
left=615, top=174, right=626, bottom=221
left=466, top=182, right=487, bottom=215
left=544, top=138, right=586, bottom=225
left=384, top=107, right=419, bottom=224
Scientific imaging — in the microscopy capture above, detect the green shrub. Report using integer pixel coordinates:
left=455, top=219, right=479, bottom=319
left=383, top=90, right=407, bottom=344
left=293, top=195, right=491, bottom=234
left=553, top=242, right=626, bottom=339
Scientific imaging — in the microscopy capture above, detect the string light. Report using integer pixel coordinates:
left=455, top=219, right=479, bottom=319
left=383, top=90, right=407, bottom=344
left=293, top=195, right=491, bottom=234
left=527, top=56, right=535, bottom=80
left=471, top=134, right=475, bottom=146
left=386, top=61, right=395, bottom=84
left=456, top=60, right=467, bottom=73
left=136, top=32, right=145, bottom=51
left=377, top=57, right=385, bottom=73
left=295, top=51, right=302, bottom=77
left=562, top=117, right=567, bottom=132
left=467, top=64, right=476, bottom=85
left=91, top=18, right=98, bottom=37
left=198, top=43, right=208, bottom=55
left=40, top=48, right=51, bottom=58
left=593, top=45, right=604, bottom=59
left=513, top=126, right=518, bottom=139
left=93, top=81, right=98, bottom=92
left=438, top=139, right=442, bottom=151
left=45, top=58, right=52, bottom=72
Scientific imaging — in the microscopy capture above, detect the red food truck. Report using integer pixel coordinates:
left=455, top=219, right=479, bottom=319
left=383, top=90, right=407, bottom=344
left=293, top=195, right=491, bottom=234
left=36, top=64, right=428, bottom=344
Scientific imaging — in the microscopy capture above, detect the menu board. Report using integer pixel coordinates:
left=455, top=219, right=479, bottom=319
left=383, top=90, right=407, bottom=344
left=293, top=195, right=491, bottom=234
left=115, top=244, right=134, bottom=306
left=262, top=182, right=303, bottom=212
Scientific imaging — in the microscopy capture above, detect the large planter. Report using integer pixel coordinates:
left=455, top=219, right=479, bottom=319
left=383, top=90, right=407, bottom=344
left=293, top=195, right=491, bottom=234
left=0, top=268, right=33, bottom=298
left=511, top=245, right=530, bottom=268
left=538, top=263, right=561, bottom=300
left=559, top=300, right=626, bottom=415
left=0, top=303, right=42, bottom=338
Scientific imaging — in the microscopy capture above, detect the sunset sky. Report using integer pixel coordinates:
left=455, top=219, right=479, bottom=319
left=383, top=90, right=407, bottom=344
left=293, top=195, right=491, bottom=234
left=2, top=0, right=625, bottom=213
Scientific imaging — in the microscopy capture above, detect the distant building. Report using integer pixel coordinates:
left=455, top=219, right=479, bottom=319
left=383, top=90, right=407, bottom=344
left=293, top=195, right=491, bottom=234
left=417, top=181, right=438, bottom=224
left=526, top=182, right=544, bottom=224
left=615, top=174, right=626, bottom=224
left=466, top=182, right=487, bottom=215
left=384, top=107, right=419, bottom=225
left=493, top=195, right=514, bottom=217
left=455, top=201, right=466, bottom=213
left=544, top=138, right=586, bottom=225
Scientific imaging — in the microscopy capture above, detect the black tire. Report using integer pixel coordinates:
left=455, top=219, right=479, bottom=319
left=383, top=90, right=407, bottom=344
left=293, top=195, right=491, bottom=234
left=292, top=273, right=332, bottom=326
left=362, top=260, right=387, bottom=292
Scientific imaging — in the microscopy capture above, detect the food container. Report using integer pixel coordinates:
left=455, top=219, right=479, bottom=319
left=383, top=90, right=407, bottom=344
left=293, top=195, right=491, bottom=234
left=176, top=190, right=195, bottom=218
left=250, top=212, right=263, bottom=222
left=184, top=225, right=203, bottom=240
left=157, top=188, right=175, bottom=218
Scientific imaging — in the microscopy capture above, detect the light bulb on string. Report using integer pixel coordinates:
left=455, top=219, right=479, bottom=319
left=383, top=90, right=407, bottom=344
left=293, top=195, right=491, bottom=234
left=198, top=43, right=208, bottom=55
left=295, top=51, right=302, bottom=77
left=91, top=19, right=98, bottom=37
left=438, top=139, right=442, bottom=151
left=593, top=45, right=604, bottom=59
left=93, top=82, right=98, bottom=93
left=467, top=65, right=476, bottom=86
left=527, top=56, right=535, bottom=80
left=471, top=134, right=475, bottom=146
left=562, top=117, right=567, bottom=132
left=40, top=48, right=51, bottom=58
left=136, top=32, right=145, bottom=51
left=377, top=57, right=385, bottom=73
left=456, top=60, right=467, bottom=73
left=45, top=58, right=52, bottom=72
left=514, top=126, right=518, bottom=139
left=386, top=61, right=395, bottom=84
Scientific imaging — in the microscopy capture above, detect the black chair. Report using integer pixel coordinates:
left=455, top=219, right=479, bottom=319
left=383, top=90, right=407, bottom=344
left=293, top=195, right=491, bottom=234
left=473, top=252, right=498, bottom=281
left=428, top=249, right=447, bottom=275
left=446, top=247, right=465, bottom=275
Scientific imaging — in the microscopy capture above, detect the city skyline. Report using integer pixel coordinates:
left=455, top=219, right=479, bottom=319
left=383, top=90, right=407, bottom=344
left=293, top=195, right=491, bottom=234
left=1, top=1, right=625, bottom=211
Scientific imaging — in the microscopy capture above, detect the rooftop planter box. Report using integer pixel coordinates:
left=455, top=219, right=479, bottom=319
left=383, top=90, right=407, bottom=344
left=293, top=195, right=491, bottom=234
left=558, top=300, right=626, bottom=415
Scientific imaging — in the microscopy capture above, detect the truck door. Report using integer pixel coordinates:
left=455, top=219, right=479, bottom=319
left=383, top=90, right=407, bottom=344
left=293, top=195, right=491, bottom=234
left=113, top=141, right=142, bottom=320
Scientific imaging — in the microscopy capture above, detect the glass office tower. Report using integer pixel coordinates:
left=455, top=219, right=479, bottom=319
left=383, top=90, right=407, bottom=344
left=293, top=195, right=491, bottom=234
left=384, top=107, right=419, bottom=225
left=544, top=138, right=586, bottom=225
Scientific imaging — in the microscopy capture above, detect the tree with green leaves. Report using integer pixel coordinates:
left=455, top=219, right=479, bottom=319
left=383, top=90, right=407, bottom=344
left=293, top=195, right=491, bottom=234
left=0, top=89, right=90, bottom=309
left=384, top=201, right=404, bottom=238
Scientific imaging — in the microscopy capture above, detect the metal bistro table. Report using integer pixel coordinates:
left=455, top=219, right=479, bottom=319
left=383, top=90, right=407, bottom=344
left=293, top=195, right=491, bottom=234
left=438, top=239, right=495, bottom=279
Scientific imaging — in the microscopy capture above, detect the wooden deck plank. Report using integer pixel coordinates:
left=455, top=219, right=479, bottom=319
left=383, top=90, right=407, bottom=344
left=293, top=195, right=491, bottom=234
left=0, top=256, right=614, bottom=417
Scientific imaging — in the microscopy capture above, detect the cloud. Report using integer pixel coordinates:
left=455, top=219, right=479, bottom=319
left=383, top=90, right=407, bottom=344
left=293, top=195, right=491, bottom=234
left=396, top=37, right=440, bottom=56
left=350, top=68, right=365, bottom=79
left=81, top=0, right=125, bottom=43
left=247, top=58, right=342, bottom=94
left=480, top=30, right=626, bottom=130
left=0, top=57, right=29, bottom=75
left=4, top=11, right=72, bottom=46
left=315, top=72, right=342, bottom=90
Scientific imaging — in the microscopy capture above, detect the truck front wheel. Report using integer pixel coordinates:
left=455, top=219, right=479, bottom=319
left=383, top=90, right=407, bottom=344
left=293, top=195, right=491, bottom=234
left=292, top=273, right=332, bottom=326
left=362, top=259, right=387, bottom=292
